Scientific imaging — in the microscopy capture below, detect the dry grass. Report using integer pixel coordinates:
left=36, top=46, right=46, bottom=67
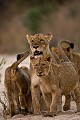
left=0, top=92, right=10, bottom=119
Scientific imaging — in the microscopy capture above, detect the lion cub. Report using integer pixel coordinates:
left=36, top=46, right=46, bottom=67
left=4, top=51, right=31, bottom=117
left=51, top=40, right=78, bottom=111
left=57, top=40, right=80, bottom=75
left=30, top=53, right=80, bottom=117
left=51, top=40, right=74, bottom=62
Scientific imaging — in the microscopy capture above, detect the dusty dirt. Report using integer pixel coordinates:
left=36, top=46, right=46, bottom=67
left=0, top=55, right=80, bottom=120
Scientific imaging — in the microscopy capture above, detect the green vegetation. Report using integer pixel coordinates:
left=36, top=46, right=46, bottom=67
left=0, top=0, right=68, bottom=34
left=69, top=8, right=78, bottom=18
left=24, top=3, right=58, bottom=33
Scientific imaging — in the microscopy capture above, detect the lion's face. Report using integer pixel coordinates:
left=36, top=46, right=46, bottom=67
left=62, top=46, right=71, bottom=59
left=30, top=55, right=51, bottom=77
left=51, top=46, right=71, bottom=60
left=26, top=33, right=52, bottom=56
left=51, top=47, right=60, bottom=56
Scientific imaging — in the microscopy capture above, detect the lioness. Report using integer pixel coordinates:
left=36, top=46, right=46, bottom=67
left=4, top=51, right=31, bottom=117
left=26, top=33, right=52, bottom=56
left=30, top=52, right=80, bottom=117
left=26, top=33, right=56, bottom=62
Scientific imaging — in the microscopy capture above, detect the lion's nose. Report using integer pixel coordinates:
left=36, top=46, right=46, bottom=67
left=33, top=45, right=39, bottom=49
left=38, top=71, right=42, bottom=74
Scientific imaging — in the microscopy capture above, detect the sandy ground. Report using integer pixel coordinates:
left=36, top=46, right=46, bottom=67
left=0, top=54, right=80, bottom=120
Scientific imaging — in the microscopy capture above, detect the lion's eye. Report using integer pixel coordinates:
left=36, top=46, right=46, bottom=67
left=35, top=64, right=38, bottom=67
left=42, top=64, right=46, bottom=66
left=40, top=39, right=44, bottom=42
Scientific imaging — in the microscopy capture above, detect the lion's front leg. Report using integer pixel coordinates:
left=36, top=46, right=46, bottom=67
left=31, top=85, right=41, bottom=115
left=41, top=93, right=52, bottom=116
left=50, top=90, right=61, bottom=117
left=57, top=95, right=62, bottom=113
left=42, top=93, right=51, bottom=111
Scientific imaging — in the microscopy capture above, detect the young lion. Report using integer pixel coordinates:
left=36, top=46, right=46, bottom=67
left=51, top=40, right=80, bottom=81
left=51, top=40, right=74, bottom=62
left=30, top=53, right=80, bottom=117
left=4, top=51, right=31, bottom=117
left=51, top=40, right=80, bottom=111
left=26, top=33, right=52, bottom=56
left=26, top=34, right=77, bottom=114
left=26, top=33, right=56, bottom=62
left=25, top=33, right=79, bottom=114
left=26, top=33, right=57, bottom=115
left=58, top=40, right=80, bottom=76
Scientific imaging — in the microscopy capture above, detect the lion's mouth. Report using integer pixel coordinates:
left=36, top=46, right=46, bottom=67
left=34, top=51, right=43, bottom=56
left=37, top=73, right=45, bottom=76
left=37, top=74, right=43, bottom=76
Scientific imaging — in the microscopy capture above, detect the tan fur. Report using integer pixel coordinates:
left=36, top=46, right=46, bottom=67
left=51, top=40, right=80, bottom=111
left=26, top=33, right=75, bottom=115
left=30, top=54, right=80, bottom=116
left=62, top=47, right=80, bottom=75
left=60, top=41, right=80, bottom=103
left=51, top=40, right=74, bottom=62
left=4, top=52, right=32, bottom=117
left=26, top=33, right=57, bottom=115
left=51, top=47, right=73, bottom=111
left=25, top=33, right=80, bottom=116
left=53, top=41, right=80, bottom=83
left=51, top=47, right=64, bottom=62
left=26, top=33, right=52, bottom=57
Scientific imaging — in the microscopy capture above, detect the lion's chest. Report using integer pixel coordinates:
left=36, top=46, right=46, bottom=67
left=31, top=74, right=40, bottom=86
left=40, top=80, right=52, bottom=93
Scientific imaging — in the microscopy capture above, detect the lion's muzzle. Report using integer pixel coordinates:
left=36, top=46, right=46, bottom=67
left=34, top=50, right=43, bottom=56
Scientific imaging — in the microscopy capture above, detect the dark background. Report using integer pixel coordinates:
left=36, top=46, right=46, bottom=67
left=0, top=0, right=80, bottom=54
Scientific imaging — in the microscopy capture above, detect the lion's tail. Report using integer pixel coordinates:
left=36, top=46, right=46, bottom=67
left=11, top=51, right=29, bottom=69
left=58, top=40, right=72, bottom=62
left=58, top=40, right=74, bottom=49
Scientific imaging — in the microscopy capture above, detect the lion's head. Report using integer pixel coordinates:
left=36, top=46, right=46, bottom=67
left=30, top=54, right=52, bottom=77
left=62, top=46, right=71, bottom=59
left=26, top=33, right=52, bottom=56
left=51, top=45, right=72, bottom=62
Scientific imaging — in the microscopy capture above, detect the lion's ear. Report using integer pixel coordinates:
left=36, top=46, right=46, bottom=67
left=17, top=53, right=23, bottom=61
left=70, top=43, right=74, bottom=49
left=26, top=34, right=33, bottom=43
left=51, top=47, right=57, bottom=52
left=45, top=33, right=53, bottom=41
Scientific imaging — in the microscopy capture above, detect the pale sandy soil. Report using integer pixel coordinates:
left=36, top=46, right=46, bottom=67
left=0, top=55, right=80, bottom=120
